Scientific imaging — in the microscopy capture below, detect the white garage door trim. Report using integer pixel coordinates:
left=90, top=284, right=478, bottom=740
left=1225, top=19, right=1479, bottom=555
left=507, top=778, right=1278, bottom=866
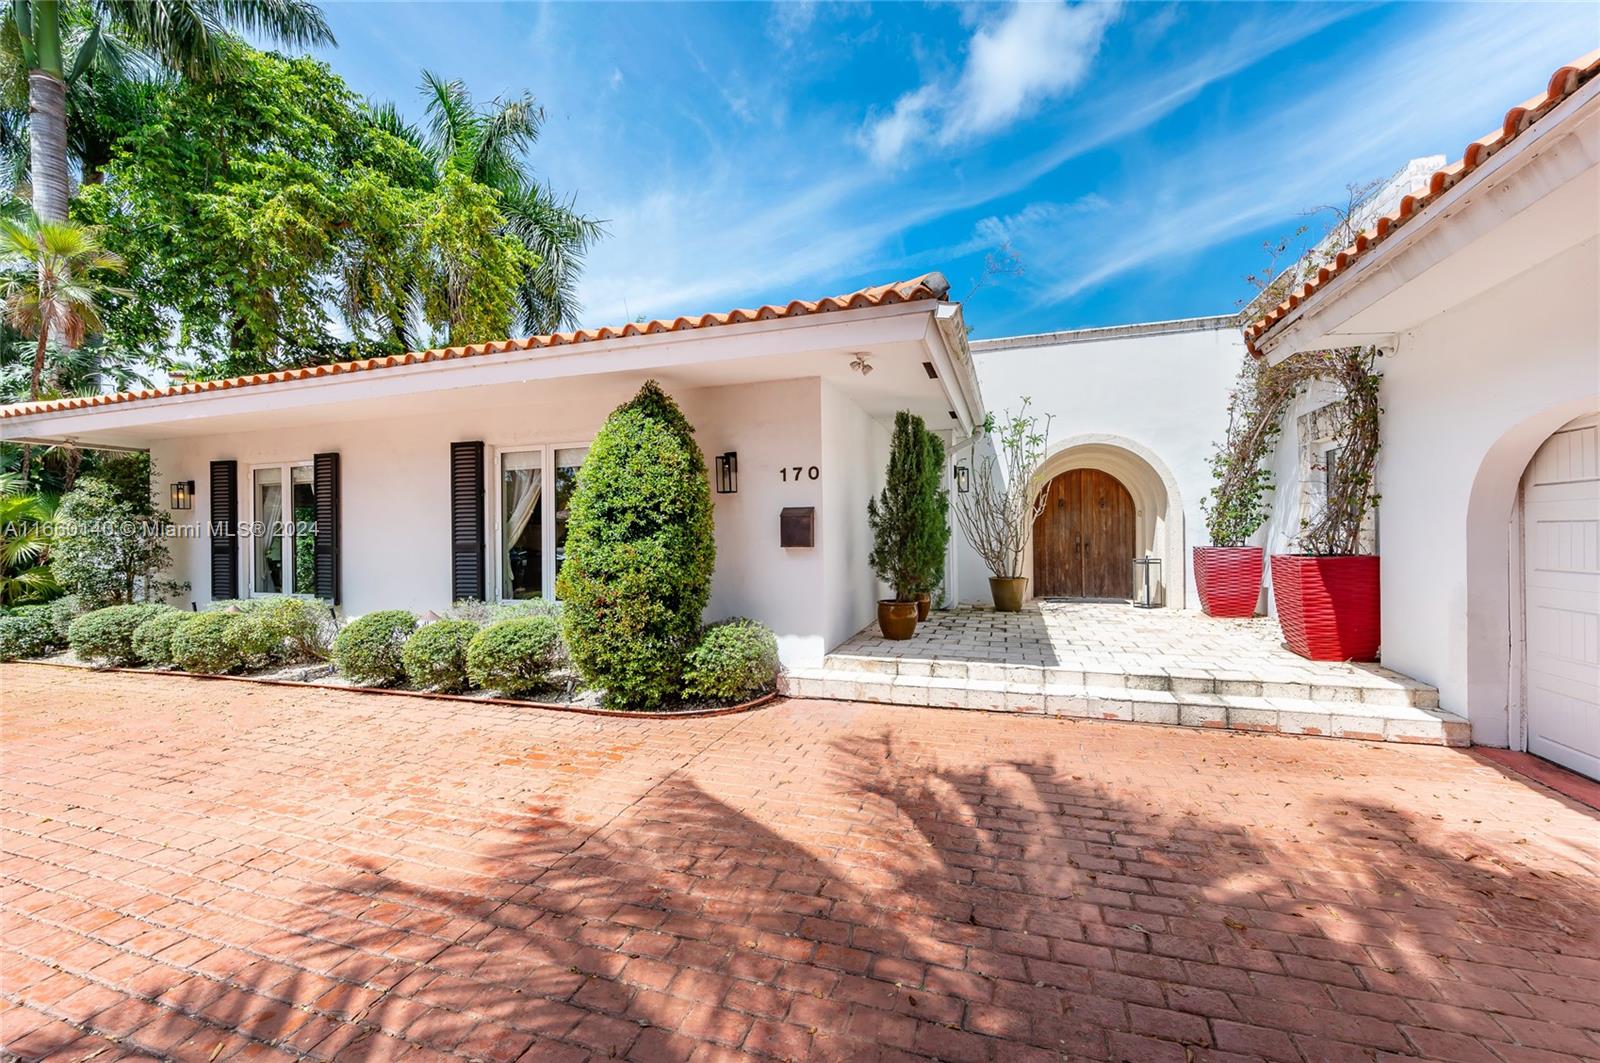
left=1520, top=412, right=1600, bottom=781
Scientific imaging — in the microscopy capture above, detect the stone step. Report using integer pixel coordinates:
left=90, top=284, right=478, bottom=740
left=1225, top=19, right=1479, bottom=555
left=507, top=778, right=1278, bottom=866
left=819, top=653, right=1439, bottom=709
left=780, top=667, right=1468, bottom=747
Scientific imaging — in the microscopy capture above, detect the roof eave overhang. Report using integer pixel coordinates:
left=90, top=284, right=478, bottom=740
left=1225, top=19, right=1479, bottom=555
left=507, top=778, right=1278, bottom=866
left=1253, top=76, right=1600, bottom=364
left=1, top=299, right=952, bottom=446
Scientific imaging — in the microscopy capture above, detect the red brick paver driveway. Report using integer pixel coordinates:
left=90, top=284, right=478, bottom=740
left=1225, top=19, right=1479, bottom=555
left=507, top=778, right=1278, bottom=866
left=2, top=666, right=1598, bottom=1063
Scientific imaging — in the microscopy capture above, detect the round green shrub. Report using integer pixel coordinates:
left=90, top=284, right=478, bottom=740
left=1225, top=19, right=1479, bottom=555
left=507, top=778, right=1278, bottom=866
left=225, top=610, right=287, bottom=668
left=556, top=381, right=714, bottom=709
left=331, top=610, right=417, bottom=685
left=262, top=598, right=335, bottom=662
left=170, top=611, right=244, bottom=674
left=403, top=619, right=479, bottom=692
left=130, top=609, right=190, bottom=667
left=47, top=595, right=85, bottom=641
left=68, top=603, right=174, bottom=666
left=466, top=616, right=562, bottom=695
left=0, top=613, right=59, bottom=661
left=682, top=619, right=780, bottom=702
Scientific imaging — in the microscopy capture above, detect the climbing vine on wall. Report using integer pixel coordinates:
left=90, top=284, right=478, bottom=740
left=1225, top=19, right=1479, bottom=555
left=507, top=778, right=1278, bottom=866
left=1204, top=346, right=1382, bottom=556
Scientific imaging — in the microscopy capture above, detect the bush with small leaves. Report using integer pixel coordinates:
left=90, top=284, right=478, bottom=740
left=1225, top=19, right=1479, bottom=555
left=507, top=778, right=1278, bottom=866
left=170, top=611, right=244, bottom=674
left=682, top=619, right=780, bottom=703
left=48, top=595, right=84, bottom=641
left=68, top=603, right=175, bottom=666
left=130, top=609, right=190, bottom=667
left=403, top=619, right=479, bottom=692
left=331, top=610, right=417, bottom=685
left=448, top=598, right=564, bottom=625
left=466, top=616, right=562, bottom=696
left=225, top=610, right=288, bottom=669
left=0, top=613, right=58, bottom=661
left=222, top=598, right=334, bottom=668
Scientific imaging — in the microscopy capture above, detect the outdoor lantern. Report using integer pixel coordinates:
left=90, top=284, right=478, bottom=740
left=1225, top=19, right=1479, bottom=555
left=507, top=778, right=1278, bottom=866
left=169, top=480, right=195, bottom=510
left=1131, top=554, right=1163, bottom=609
left=714, top=452, right=738, bottom=494
left=953, top=462, right=970, bottom=493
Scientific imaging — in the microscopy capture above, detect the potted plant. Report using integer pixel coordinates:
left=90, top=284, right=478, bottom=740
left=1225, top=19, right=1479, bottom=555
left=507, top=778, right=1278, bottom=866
left=1196, top=358, right=1279, bottom=617
left=869, top=412, right=938, bottom=638
left=1270, top=347, right=1382, bottom=661
left=910, top=426, right=951, bottom=621
left=953, top=400, right=1052, bottom=612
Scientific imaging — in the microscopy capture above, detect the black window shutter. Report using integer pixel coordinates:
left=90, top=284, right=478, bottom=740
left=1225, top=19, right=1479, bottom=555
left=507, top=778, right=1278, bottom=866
left=451, top=441, right=486, bottom=601
left=209, top=460, right=238, bottom=600
left=314, top=452, right=340, bottom=604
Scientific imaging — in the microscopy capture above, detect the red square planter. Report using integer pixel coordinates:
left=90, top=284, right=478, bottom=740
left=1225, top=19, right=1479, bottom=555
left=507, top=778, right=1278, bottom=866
left=1270, top=554, right=1380, bottom=661
left=1193, top=546, right=1264, bottom=618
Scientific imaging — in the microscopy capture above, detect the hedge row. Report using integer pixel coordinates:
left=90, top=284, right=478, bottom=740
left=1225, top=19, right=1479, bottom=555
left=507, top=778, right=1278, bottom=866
left=8, top=597, right=777, bottom=706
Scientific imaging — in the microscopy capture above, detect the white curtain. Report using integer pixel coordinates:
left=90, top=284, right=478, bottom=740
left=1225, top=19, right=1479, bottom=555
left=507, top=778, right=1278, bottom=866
left=502, top=468, right=542, bottom=595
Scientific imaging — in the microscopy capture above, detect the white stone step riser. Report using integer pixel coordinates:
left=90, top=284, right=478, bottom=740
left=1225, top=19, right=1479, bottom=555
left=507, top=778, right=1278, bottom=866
left=779, top=675, right=1467, bottom=747
left=816, top=658, right=1438, bottom=709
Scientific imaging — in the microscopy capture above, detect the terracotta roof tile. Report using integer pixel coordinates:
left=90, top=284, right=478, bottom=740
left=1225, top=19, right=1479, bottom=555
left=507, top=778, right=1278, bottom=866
left=1244, top=50, right=1600, bottom=356
left=2, top=273, right=950, bottom=420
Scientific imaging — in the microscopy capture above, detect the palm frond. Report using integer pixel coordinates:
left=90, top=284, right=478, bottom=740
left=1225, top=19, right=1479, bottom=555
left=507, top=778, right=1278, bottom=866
left=419, top=69, right=473, bottom=168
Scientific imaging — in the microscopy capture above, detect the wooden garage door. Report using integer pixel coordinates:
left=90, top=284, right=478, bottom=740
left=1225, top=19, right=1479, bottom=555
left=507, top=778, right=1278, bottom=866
left=1033, top=469, right=1135, bottom=598
left=1523, top=413, right=1600, bottom=781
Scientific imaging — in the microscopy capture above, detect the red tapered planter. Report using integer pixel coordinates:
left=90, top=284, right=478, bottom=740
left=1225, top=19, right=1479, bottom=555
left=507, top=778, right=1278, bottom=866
left=1193, top=546, right=1264, bottom=618
left=1270, top=554, right=1380, bottom=661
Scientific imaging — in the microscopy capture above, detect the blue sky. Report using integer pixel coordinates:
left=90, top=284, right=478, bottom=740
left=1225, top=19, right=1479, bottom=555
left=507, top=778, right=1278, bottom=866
left=309, top=1, right=1597, bottom=339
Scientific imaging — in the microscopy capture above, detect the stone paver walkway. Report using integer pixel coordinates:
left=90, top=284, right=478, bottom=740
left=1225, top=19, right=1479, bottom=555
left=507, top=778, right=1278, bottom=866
left=834, top=601, right=1416, bottom=683
left=3, top=665, right=1599, bottom=1063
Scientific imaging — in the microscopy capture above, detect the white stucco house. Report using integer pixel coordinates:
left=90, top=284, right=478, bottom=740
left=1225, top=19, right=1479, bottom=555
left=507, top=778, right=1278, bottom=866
left=1244, top=50, right=1600, bottom=777
left=1, top=276, right=983, bottom=667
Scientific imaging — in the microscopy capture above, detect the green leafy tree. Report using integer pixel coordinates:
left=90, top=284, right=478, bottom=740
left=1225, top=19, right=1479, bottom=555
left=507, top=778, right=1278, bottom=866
left=7, top=0, right=332, bottom=221
left=406, top=71, right=603, bottom=337
left=50, top=475, right=181, bottom=606
left=557, top=381, right=714, bottom=709
left=869, top=411, right=941, bottom=602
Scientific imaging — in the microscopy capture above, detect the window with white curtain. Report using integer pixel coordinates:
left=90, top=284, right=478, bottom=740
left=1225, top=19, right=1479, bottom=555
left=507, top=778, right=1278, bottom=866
left=498, top=445, right=588, bottom=601
left=251, top=462, right=316, bottom=595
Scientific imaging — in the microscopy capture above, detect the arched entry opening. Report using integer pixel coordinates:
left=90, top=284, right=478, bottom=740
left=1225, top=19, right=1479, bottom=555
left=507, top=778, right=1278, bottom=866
left=1465, top=399, right=1599, bottom=770
left=1034, top=469, right=1135, bottom=597
left=1026, top=436, right=1185, bottom=607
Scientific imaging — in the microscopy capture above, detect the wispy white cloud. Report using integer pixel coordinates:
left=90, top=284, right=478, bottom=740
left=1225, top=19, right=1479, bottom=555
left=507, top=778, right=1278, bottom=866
left=861, top=1, right=1121, bottom=165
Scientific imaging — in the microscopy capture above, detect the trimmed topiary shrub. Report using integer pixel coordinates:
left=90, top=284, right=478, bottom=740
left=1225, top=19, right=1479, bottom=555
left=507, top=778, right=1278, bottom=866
left=331, top=610, right=417, bottom=685
left=466, top=616, right=562, bottom=695
left=682, top=619, right=780, bottom=702
left=68, top=603, right=174, bottom=666
left=225, top=610, right=287, bottom=669
left=556, top=381, right=715, bottom=709
left=131, top=609, right=190, bottom=667
left=0, top=612, right=59, bottom=661
left=170, top=611, right=243, bottom=674
left=403, top=619, right=479, bottom=692
left=47, top=595, right=85, bottom=641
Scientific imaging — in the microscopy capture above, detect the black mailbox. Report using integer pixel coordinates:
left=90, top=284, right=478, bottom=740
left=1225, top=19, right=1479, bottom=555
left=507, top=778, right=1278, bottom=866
left=780, top=507, right=815, bottom=548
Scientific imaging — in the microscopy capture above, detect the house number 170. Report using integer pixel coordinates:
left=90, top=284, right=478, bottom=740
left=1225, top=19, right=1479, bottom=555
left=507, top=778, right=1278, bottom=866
left=781, top=466, right=820, bottom=481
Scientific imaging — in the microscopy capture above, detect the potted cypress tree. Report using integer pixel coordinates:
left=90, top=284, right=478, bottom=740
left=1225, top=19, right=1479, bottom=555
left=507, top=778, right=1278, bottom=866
left=910, top=426, right=951, bottom=621
left=953, top=401, right=1051, bottom=612
left=1270, top=347, right=1382, bottom=661
left=1196, top=358, right=1278, bottom=617
left=869, top=412, right=935, bottom=639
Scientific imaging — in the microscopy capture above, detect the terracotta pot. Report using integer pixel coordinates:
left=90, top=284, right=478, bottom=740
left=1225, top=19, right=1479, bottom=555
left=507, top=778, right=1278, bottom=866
left=989, top=576, right=1026, bottom=612
left=877, top=599, right=918, bottom=640
left=1193, top=546, right=1265, bottom=618
left=1270, top=554, right=1380, bottom=661
left=914, top=592, right=932, bottom=622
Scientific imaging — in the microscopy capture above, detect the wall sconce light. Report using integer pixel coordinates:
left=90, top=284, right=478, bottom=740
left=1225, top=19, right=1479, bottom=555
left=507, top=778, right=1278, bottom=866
left=169, top=480, right=195, bottom=510
left=953, top=463, right=970, bottom=493
left=714, top=452, right=738, bottom=494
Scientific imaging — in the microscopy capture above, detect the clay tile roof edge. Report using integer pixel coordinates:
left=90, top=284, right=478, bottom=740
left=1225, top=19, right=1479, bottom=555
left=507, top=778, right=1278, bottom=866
left=2, top=272, right=951, bottom=420
left=1244, top=49, right=1600, bottom=357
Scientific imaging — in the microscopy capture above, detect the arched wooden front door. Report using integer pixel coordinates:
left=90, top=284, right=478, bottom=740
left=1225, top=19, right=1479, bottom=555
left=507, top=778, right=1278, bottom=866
left=1033, top=468, right=1135, bottom=598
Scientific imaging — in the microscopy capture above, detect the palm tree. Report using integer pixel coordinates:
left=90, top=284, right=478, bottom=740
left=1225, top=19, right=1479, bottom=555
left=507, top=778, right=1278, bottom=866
left=0, top=213, right=125, bottom=478
left=411, top=71, right=604, bottom=336
left=8, top=0, right=333, bottom=220
left=0, top=469, right=57, bottom=604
